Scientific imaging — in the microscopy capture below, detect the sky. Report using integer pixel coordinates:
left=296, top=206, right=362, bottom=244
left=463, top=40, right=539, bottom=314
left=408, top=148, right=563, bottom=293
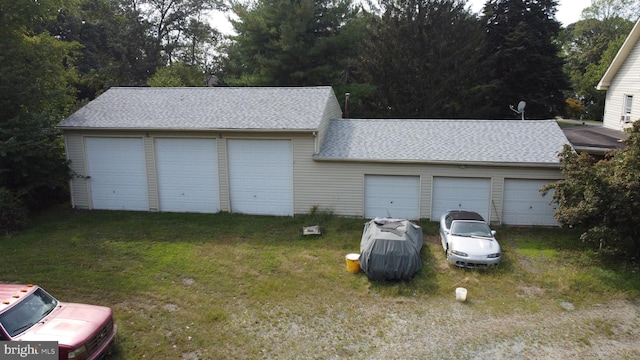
left=211, top=0, right=594, bottom=35
left=467, top=0, right=593, bottom=25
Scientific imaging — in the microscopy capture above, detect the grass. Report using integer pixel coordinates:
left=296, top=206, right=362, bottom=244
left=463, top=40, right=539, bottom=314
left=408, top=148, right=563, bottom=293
left=2, top=205, right=639, bottom=358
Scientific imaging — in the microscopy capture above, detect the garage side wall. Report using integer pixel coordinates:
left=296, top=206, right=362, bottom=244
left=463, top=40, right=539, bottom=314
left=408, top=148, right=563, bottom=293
left=144, top=136, right=159, bottom=211
left=295, top=147, right=562, bottom=223
left=62, top=130, right=562, bottom=224
left=64, top=134, right=90, bottom=209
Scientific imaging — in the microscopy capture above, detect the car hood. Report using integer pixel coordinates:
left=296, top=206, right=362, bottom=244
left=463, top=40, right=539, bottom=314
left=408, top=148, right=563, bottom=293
left=17, top=302, right=112, bottom=346
left=450, top=235, right=500, bottom=254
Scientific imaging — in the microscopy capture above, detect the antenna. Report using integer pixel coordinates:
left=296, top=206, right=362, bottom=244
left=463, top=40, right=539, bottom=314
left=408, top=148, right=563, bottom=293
left=509, top=101, right=526, bottom=120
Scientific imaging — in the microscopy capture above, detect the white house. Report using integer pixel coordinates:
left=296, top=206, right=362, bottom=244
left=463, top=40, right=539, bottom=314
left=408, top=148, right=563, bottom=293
left=58, top=86, right=571, bottom=225
left=597, top=18, right=640, bottom=130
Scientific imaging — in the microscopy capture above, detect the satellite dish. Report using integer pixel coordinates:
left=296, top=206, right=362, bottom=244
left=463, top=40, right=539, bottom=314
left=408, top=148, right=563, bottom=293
left=510, top=100, right=527, bottom=120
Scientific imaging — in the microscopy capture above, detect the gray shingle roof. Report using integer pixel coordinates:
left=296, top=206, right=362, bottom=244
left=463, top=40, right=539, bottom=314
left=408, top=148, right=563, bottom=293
left=58, top=86, right=337, bottom=130
left=315, top=119, right=571, bottom=165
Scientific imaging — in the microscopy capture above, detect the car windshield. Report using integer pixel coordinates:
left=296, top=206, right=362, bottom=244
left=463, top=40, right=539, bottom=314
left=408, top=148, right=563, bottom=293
left=450, top=221, right=493, bottom=238
left=0, top=288, right=58, bottom=337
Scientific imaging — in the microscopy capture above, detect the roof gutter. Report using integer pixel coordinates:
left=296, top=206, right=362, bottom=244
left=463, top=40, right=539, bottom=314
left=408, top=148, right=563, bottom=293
left=56, top=126, right=317, bottom=134
left=311, top=156, right=561, bottom=168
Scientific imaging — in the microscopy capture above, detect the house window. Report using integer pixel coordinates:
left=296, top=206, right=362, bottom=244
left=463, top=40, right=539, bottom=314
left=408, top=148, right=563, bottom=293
left=621, top=95, right=633, bottom=123
left=624, top=95, right=633, bottom=115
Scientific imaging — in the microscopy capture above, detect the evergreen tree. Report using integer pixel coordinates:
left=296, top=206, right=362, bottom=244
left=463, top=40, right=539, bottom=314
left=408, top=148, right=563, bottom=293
left=481, top=0, right=568, bottom=119
left=360, top=0, right=486, bottom=118
left=222, top=0, right=361, bottom=87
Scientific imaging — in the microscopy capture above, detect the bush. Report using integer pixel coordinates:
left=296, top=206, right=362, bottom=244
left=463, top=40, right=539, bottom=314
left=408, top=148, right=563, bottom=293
left=0, top=188, right=29, bottom=235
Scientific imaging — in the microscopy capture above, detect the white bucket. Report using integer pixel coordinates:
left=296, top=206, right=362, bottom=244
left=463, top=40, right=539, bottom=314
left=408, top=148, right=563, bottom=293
left=455, top=287, right=467, bottom=302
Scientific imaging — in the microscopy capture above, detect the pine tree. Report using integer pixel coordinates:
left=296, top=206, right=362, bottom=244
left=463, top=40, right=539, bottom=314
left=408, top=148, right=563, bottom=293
left=481, top=0, right=568, bottom=119
left=222, top=0, right=361, bottom=86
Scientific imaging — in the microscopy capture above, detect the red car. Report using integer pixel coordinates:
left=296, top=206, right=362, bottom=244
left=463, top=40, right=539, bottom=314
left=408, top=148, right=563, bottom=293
left=0, top=284, right=116, bottom=360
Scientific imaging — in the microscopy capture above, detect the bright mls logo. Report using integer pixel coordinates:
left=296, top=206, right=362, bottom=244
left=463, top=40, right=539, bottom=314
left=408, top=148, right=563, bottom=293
left=0, top=342, right=57, bottom=359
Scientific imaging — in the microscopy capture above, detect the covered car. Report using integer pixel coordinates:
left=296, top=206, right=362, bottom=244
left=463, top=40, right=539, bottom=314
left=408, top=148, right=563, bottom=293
left=359, top=218, right=424, bottom=281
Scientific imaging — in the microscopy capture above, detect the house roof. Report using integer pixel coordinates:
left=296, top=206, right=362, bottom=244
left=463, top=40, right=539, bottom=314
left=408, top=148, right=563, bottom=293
left=314, top=119, right=571, bottom=166
left=561, top=121, right=627, bottom=154
left=58, top=86, right=338, bottom=131
left=597, top=17, right=640, bottom=90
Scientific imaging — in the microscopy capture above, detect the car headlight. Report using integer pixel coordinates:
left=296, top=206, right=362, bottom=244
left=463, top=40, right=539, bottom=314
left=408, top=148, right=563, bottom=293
left=68, top=345, right=87, bottom=360
left=487, top=253, right=501, bottom=258
left=451, top=250, right=468, bottom=257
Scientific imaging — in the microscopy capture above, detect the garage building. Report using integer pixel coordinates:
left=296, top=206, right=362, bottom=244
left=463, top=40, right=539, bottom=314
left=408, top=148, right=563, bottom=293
left=59, top=87, right=569, bottom=225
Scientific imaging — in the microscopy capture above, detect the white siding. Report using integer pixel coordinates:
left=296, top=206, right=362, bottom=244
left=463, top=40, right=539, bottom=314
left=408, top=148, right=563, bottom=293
left=62, top=130, right=563, bottom=223
left=603, top=38, right=640, bottom=131
left=64, top=134, right=90, bottom=209
left=295, top=156, right=563, bottom=223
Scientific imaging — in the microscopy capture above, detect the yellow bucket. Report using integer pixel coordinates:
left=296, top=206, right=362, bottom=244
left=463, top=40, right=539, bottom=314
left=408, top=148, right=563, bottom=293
left=345, top=253, right=360, bottom=273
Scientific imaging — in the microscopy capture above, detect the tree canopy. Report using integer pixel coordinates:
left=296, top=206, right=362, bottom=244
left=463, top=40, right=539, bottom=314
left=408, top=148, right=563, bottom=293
left=560, top=4, right=634, bottom=120
left=359, top=0, right=486, bottom=118
left=1, top=0, right=81, bottom=232
left=222, top=0, right=361, bottom=86
left=480, top=0, right=569, bottom=119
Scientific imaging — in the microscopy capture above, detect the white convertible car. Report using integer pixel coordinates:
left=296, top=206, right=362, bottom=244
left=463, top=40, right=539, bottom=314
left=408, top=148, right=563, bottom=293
left=439, top=210, right=501, bottom=268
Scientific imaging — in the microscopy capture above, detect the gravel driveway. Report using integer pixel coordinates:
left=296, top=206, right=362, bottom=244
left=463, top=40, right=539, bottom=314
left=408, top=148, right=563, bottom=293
left=217, top=294, right=640, bottom=359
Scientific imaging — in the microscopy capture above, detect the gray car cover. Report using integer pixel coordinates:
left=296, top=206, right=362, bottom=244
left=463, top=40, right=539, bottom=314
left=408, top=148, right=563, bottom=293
left=359, top=218, right=424, bottom=281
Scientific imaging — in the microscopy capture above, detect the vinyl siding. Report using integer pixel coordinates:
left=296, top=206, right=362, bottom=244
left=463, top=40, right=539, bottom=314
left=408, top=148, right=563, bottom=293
left=144, top=136, right=158, bottom=211
left=603, top=38, right=640, bottom=130
left=62, top=129, right=562, bottom=223
left=315, top=95, right=343, bottom=153
left=64, top=134, right=90, bottom=209
left=296, top=154, right=562, bottom=223
left=217, top=136, right=230, bottom=212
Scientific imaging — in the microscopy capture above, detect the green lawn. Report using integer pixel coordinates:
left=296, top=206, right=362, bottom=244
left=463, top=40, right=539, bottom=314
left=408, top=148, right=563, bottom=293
left=2, top=206, right=638, bottom=358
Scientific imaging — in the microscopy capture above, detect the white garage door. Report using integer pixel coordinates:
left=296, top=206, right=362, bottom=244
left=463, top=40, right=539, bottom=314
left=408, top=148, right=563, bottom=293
left=228, top=139, right=293, bottom=216
left=431, top=177, right=491, bottom=221
left=364, top=175, right=420, bottom=219
left=503, top=179, right=558, bottom=226
left=155, top=138, right=219, bottom=213
left=85, top=137, right=148, bottom=210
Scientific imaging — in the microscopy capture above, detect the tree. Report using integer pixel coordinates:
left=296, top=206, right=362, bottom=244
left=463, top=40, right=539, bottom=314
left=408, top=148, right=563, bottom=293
left=359, top=0, right=486, bottom=118
left=140, top=0, right=224, bottom=66
left=0, top=0, right=80, bottom=231
left=49, top=0, right=163, bottom=100
left=543, top=122, right=640, bottom=258
left=147, top=62, right=208, bottom=86
left=560, top=4, right=634, bottom=120
left=481, top=0, right=568, bottom=119
left=581, top=0, right=640, bottom=21
left=222, top=0, right=361, bottom=86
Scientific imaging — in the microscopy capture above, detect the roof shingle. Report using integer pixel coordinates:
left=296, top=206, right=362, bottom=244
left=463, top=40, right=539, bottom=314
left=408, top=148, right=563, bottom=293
left=315, top=119, right=571, bottom=165
left=58, top=86, right=337, bottom=130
